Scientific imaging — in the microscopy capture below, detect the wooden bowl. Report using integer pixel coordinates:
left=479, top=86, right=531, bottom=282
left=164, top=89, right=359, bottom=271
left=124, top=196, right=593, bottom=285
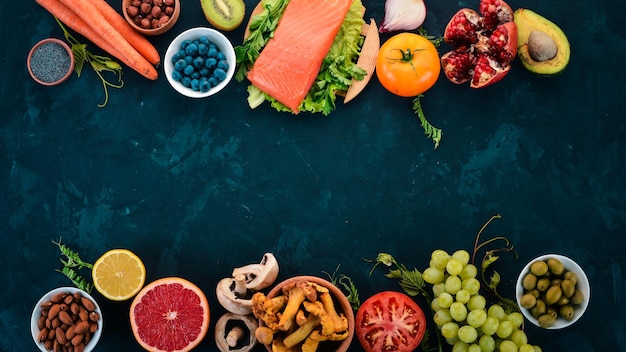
left=261, top=275, right=355, bottom=352
left=122, top=0, right=180, bottom=36
left=27, top=38, right=74, bottom=86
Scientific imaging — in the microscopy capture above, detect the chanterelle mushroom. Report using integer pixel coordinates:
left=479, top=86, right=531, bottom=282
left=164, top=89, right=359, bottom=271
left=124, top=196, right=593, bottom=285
left=278, top=280, right=317, bottom=331
left=251, top=292, right=287, bottom=331
left=216, top=275, right=254, bottom=315
left=232, top=253, right=280, bottom=291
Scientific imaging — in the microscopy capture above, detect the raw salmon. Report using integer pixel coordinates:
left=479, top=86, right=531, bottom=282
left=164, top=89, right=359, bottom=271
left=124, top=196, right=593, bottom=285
left=246, top=0, right=353, bottom=113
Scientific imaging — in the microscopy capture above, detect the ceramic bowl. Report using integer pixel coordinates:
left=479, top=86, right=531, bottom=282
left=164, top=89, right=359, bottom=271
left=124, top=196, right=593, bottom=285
left=260, top=275, right=355, bottom=352
left=27, top=38, right=74, bottom=86
left=31, top=287, right=103, bottom=352
left=164, top=27, right=236, bottom=98
left=122, top=0, right=180, bottom=36
left=516, top=254, right=590, bottom=329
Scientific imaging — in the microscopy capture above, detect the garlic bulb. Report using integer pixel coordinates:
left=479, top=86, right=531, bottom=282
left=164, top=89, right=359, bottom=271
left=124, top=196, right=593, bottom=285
left=380, top=0, right=427, bottom=33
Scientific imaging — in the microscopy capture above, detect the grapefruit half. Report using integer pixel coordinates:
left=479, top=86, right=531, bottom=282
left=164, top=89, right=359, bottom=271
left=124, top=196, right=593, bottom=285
left=130, top=277, right=210, bottom=352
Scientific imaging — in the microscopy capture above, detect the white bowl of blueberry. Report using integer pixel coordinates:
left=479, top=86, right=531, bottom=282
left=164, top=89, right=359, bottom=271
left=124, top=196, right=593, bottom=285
left=164, top=27, right=235, bottom=98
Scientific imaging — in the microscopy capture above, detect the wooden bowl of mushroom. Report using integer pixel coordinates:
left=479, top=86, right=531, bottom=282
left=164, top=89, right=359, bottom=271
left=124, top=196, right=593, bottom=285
left=252, top=275, right=354, bottom=352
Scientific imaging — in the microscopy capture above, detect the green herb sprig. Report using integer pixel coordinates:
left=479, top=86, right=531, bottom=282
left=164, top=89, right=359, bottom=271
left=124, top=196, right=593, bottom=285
left=52, top=238, right=94, bottom=293
left=413, top=94, right=442, bottom=149
left=323, top=265, right=361, bottom=311
left=55, top=17, right=124, bottom=107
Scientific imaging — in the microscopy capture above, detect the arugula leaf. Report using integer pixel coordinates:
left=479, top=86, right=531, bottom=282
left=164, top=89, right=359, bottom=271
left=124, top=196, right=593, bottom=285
left=413, top=95, right=442, bottom=149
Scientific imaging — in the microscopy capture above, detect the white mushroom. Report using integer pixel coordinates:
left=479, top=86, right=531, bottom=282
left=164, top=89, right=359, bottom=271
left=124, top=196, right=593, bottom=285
left=232, top=253, right=280, bottom=291
left=214, top=312, right=258, bottom=352
left=216, top=274, right=254, bottom=315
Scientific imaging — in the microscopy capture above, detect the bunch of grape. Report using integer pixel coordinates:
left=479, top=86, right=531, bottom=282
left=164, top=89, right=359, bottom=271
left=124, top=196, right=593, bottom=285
left=422, top=249, right=542, bottom=352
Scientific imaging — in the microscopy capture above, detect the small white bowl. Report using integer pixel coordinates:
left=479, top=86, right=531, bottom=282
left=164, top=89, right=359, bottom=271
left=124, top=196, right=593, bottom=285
left=164, top=27, right=236, bottom=98
left=31, top=287, right=103, bottom=352
left=516, top=254, right=590, bottom=329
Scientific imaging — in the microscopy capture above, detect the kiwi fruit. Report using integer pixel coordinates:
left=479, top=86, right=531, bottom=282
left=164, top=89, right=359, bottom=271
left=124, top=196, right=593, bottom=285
left=200, top=0, right=245, bottom=31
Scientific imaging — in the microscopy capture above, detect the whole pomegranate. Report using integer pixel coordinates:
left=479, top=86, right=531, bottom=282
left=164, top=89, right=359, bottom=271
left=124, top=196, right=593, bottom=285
left=440, top=0, right=517, bottom=88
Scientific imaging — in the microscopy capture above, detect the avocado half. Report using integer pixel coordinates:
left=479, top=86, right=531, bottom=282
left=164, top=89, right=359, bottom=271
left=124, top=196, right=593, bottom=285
left=514, top=8, right=570, bottom=75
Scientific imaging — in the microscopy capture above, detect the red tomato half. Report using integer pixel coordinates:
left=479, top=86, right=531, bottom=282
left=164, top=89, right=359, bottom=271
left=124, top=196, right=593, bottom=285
left=356, top=291, right=427, bottom=352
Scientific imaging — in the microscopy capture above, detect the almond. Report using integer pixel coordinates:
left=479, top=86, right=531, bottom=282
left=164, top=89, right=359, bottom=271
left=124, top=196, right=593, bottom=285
left=48, top=304, right=61, bottom=319
left=71, top=333, right=84, bottom=346
left=58, top=310, right=73, bottom=325
left=55, top=327, right=67, bottom=344
left=80, top=297, right=95, bottom=312
left=74, top=321, right=90, bottom=335
left=37, top=327, right=48, bottom=342
left=51, top=292, right=68, bottom=303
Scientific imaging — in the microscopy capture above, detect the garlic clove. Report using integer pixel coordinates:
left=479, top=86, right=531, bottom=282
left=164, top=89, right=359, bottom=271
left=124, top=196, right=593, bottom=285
left=380, top=0, right=427, bottom=33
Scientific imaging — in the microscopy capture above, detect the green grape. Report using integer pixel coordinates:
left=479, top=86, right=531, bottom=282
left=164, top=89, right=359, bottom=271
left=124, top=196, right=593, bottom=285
left=478, top=335, right=495, bottom=352
left=441, top=321, right=460, bottom=339
left=423, top=266, right=445, bottom=284
left=510, top=329, right=528, bottom=347
left=445, top=275, right=463, bottom=294
left=456, top=289, right=471, bottom=304
left=450, top=301, right=468, bottom=322
left=431, top=249, right=451, bottom=269
left=432, top=282, right=446, bottom=297
left=467, top=294, right=486, bottom=311
left=507, top=312, right=524, bottom=328
left=458, top=325, right=478, bottom=343
left=487, top=304, right=507, bottom=321
left=499, top=340, right=519, bottom=352
left=433, top=308, right=453, bottom=326
left=532, top=345, right=543, bottom=352
left=446, top=258, right=464, bottom=276
left=452, top=341, right=469, bottom=352
left=452, top=249, right=471, bottom=265
left=481, top=316, right=499, bottom=335
left=467, top=309, right=487, bottom=328
left=468, top=344, right=482, bottom=352
left=462, top=277, right=481, bottom=295
left=431, top=297, right=442, bottom=311
left=438, top=292, right=454, bottom=309
left=519, top=344, right=535, bottom=352
left=446, top=336, right=460, bottom=345
left=496, top=320, right=514, bottom=339
left=460, top=263, right=478, bottom=280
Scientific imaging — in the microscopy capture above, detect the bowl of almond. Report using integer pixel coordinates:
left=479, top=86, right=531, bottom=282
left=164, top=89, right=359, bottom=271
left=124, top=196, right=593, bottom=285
left=31, top=287, right=102, bottom=352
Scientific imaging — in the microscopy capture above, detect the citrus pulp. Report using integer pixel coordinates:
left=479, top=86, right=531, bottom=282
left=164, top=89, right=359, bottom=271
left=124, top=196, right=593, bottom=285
left=92, top=248, right=146, bottom=301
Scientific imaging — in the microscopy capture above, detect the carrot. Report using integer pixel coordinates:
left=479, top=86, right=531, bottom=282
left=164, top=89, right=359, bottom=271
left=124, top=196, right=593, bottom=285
left=36, top=0, right=127, bottom=67
left=93, top=0, right=160, bottom=66
left=56, top=0, right=158, bottom=80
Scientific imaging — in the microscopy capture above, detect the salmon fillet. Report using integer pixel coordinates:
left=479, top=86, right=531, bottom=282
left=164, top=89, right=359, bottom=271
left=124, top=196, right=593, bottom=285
left=247, top=0, right=353, bottom=113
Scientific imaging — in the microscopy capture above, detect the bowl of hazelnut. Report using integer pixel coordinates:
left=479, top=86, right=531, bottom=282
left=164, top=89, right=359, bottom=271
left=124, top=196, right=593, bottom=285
left=122, top=0, right=180, bottom=36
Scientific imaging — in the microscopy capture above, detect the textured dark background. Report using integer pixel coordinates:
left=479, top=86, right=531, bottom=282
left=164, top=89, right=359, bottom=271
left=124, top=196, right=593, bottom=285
left=1, top=0, right=624, bottom=351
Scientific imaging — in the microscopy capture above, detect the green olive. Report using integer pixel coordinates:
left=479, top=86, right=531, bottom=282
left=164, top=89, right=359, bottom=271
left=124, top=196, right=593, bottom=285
left=531, top=299, right=546, bottom=318
left=545, top=286, right=562, bottom=305
left=538, top=313, right=556, bottom=328
left=520, top=293, right=537, bottom=309
left=546, top=306, right=558, bottom=318
left=559, top=305, right=575, bottom=320
left=551, top=278, right=562, bottom=287
left=557, top=296, right=570, bottom=306
left=564, top=271, right=578, bottom=285
left=560, top=279, right=576, bottom=298
left=523, top=273, right=538, bottom=291
left=536, top=277, right=551, bottom=292
left=530, top=261, right=549, bottom=276
left=528, top=289, right=540, bottom=298
left=570, top=288, right=585, bottom=305
left=548, top=258, right=565, bottom=276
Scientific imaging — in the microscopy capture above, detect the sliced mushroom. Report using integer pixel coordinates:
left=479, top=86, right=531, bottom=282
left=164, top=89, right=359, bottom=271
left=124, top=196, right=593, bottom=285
left=216, top=275, right=254, bottom=315
left=232, top=253, right=280, bottom=291
left=214, top=312, right=258, bottom=352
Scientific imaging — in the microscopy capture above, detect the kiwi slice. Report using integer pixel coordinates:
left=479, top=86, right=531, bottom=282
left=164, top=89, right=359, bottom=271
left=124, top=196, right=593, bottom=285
left=200, top=0, right=246, bottom=31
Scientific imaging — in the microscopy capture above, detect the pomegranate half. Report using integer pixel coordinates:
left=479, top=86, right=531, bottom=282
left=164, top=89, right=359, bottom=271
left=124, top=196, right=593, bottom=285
left=440, top=0, right=518, bottom=88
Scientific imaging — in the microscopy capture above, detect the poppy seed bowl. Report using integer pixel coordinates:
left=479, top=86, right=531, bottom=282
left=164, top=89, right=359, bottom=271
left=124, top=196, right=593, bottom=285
left=164, top=27, right=235, bottom=98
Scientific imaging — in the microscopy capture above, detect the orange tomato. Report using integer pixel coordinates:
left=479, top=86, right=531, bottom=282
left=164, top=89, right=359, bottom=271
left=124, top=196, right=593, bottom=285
left=376, top=33, right=441, bottom=97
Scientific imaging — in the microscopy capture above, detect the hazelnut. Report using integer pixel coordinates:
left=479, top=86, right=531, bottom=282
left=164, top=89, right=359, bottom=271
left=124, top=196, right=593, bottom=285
left=126, top=5, right=139, bottom=18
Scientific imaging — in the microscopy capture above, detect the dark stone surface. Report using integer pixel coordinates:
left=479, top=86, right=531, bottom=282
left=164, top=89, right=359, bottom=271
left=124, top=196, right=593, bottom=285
left=1, top=0, right=624, bottom=351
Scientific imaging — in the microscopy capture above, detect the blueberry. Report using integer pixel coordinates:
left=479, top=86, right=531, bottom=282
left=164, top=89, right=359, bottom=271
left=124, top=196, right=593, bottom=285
left=199, top=36, right=210, bottom=45
left=171, top=70, right=183, bottom=81
left=217, top=60, right=229, bottom=71
left=216, top=52, right=226, bottom=61
left=181, top=40, right=192, bottom=49
left=172, top=52, right=183, bottom=63
left=185, top=43, right=199, bottom=56
left=183, top=65, right=195, bottom=76
left=213, top=68, right=227, bottom=82
left=207, top=47, right=218, bottom=58
left=205, top=57, right=217, bottom=69
left=174, top=59, right=187, bottom=71
left=199, top=67, right=210, bottom=77
left=191, top=72, right=200, bottom=79
left=184, top=55, right=193, bottom=64
left=193, top=57, right=205, bottom=69
left=190, top=78, right=200, bottom=91
left=199, top=78, right=211, bottom=92
left=198, top=43, right=208, bottom=56
left=208, top=76, right=218, bottom=87
left=181, top=76, right=192, bottom=87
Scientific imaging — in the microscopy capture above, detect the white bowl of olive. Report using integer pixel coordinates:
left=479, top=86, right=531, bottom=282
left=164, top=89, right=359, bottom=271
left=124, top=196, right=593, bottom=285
left=516, top=254, right=590, bottom=329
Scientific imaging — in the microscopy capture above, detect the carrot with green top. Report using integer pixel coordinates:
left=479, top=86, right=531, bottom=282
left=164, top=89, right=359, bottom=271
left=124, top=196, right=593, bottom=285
left=93, top=0, right=160, bottom=66
left=55, top=0, right=158, bottom=80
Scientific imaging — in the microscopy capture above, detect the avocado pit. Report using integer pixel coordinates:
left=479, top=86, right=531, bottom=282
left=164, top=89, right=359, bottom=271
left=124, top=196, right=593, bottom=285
left=528, top=30, right=557, bottom=62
